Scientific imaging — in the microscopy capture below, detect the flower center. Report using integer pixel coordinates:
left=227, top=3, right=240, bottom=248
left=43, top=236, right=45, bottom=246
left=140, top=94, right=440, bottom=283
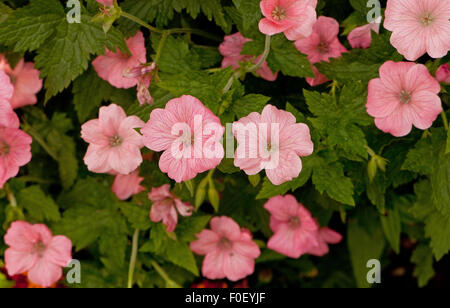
left=272, top=6, right=286, bottom=21
left=288, top=216, right=301, bottom=229
left=399, top=90, right=412, bottom=104
left=219, top=237, right=233, bottom=250
left=109, top=135, right=123, bottom=147
left=33, top=241, right=46, bottom=257
left=420, top=13, right=434, bottom=26
left=317, top=42, right=329, bottom=54
left=0, top=141, right=10, bottom=156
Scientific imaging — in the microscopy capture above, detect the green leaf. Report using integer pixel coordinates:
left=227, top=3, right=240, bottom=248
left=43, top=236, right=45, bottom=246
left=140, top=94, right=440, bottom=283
left=72, top=67, right=116, bottom=122
left=380, top=207, right=401, bottom=254
left=430, top=149, right=450, bottom=217
left=425, top=212, right=450, bottom=261
left=17, top=185, right=61, bottom=222
left=175, top=215, right=211, bottom=242
left=233, top=94, right=270, bottom=118
left=411, top=244, right=435, bottom=288
left=312, top=155, right=355, bottom=206
left=165, top=240, right=199, bottom=276
left=119, top=202, right=151, bottom=231
left=347, top=216, right=385, bottom=288
left=409, top=180, right=434, bottom=220
left=232, top=0, right=261, bottom=34
left=267, top=35, right=313, bottom=78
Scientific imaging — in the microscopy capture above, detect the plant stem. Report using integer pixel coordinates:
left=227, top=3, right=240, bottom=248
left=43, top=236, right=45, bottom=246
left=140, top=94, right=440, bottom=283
left=121, top=12, right=220, bottom=41
left=248, top=35, right=271, bottom=73
left=4, top=184, right=17, bottom=208
left=121, top=11, right=162, bottom=33
left=22, top=123, right=59, bottom=161
left=153, top=31, right=169, bottom=64
left=151, top=260, right=181, bottom=288
left=127, top=229, right=140, bottom=288
left=441, top=111, right=449, bottom=131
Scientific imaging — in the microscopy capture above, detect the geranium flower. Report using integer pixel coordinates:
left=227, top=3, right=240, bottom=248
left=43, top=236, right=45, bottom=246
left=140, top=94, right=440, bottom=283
left=436, top=64, right=450, bottom=83
left=295, top=16, right=347, bottom=64
left=142, top=95, right=225, bottom=183
left=4, top=221, right=72, bottom=288
left=149, top=184, right=193, bottom=232
left=219, top=32, right=278, bottom=81
left=348, top=16, right=382, bottom=49
left=233, top=104, right=314, bottom=186
left=307, top=227, right=342, bottom=257
left=0, top=70, right=19, bottom=128
left=384, top=0, right=450, bottom=61
left=367, top=61, right=442, bottom=137
left=190, top=216, right=261, bottom=281
left=259, top=0, right=317, bottom=40
left=81, top=104, right=145, bottom=175
left=92, top=31, right=147, bottom=89
left=0, top=55, right=42, bottom=109
left=112, top=169, right=145, bottom=200
left=264, top=195, right=319, bottom=258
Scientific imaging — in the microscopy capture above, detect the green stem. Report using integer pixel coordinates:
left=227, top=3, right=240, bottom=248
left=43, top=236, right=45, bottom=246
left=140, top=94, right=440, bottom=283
left=127, top=229, right=140, bottom=288
left=120, top=12, right=220, bottom=41
left=248, top=35, right=271, bottom=73
left=22, top=123, right=58, bottom=161
left=151, top=260, right=181, bottom=288
left=441, top=110, right=449, bottom=131
left=121, top=11, right=162, bottom=33
left=4, top=184, right=17, bottom=208
left=153, top=32, right=169, bottom=64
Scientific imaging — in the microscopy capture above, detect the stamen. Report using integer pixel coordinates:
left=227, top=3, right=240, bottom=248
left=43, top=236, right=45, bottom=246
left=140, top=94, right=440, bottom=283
left=272, top=6, right=286, bottom=21
left=109, top=135, right=123, bottom=147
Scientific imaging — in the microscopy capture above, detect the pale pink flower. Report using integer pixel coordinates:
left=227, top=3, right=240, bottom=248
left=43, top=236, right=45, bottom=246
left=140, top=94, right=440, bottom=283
left=264, top=195, right=319, bottom=258
left=307, top=227, right=342, bottom=257
left=233, top=104, right=314, bottom=186
left=219, top=32, right=278, bottom=82
left=0, top=128, right=32, bottom=188
left=0, top=71, right=19, bottom=129
left=112, top=169, right=145, bottom=200
left=190, top=216, right=261, bottom=281
left=436, top=64, right=450, bottom=83
left=0, top=56, right=43, bottom=109
left=367, top=61, right=442, bottom=137
left=4, top=221, right=72, bottom=288
left=295, top=16, right=347, bottom=64
left=149, top=184, right=193, bottom=232
left=142, top=95, right=225, bottom=183
left=384, top=0, right=450, bottom=61
left=92, top=31, right=147, bottom=89
left=124, top=63, right=157, bottom=105
left=259, top=0, right=317, bottom=40
left=348, top=16, right=382, bottom=49
left=306, top=65, right=329, bottom=87
left=97, top=0, right=113, bottom=6
left=81, top=104, right=145, bottom=175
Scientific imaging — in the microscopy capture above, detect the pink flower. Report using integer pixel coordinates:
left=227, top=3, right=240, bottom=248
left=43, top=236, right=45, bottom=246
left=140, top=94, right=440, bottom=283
left=264, top=195, right=319, bottom=258
left=92, top=31, right=147, bottom=89
left=232, top=104, right=314, bottom=186
left=384, top=0, right=450, bottom=61
left=124, top=63, right=157, bottom=105
left=0, top=71, right=19, bottom=129
left=0, top=56, right=43, bottom=109
left=436, top=64, right=450, bottom=83
left=81, top=104, right=145, bottom=175
left=142, top=95, right=225, bottom=183
left=307, top=227, right=342, bottom=257
left=0, top=128, right=32, bottom=188
left=4, top=221, right=72, bottom=288
left=190, top=216, right=261, bottom=281
left=112, top=169, right=145, bottom=200
left=367, top=61, right=442, bottom=137
left=306, top=66, right=329, bottom=87
left=259, top=0, right=317, bottom=41
left=219, top=32, right=278, bottom=82
left=348, top=16, right=382, bottom=49
left=96, top=0, right=113, bottom=6
left=149, top=184, right=193, bottom=232
left=295, top=16, right=347, bottom=64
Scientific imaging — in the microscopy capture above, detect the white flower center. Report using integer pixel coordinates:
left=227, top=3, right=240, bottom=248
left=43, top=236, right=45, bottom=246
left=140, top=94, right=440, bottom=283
left=420, top=12, right=434, bottom=26
left=272, top=6, right=286, bottom=21
left=109, top=135, right=123, bottom=147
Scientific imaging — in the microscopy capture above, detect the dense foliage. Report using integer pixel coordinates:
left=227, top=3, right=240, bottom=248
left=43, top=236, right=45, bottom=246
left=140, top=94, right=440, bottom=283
left=0, top=0, right=449, bottom=288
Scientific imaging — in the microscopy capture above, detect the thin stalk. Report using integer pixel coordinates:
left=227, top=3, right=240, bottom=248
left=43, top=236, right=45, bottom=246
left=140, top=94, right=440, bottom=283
left=248, top=35, right=271, bottom=73
left=441, top=111, right=449, bottom=131
left=154, top=31, right=169, bottom=64
left=121, top=11, right=162, bottom=33
left=127, top=229, right=140, bottom=288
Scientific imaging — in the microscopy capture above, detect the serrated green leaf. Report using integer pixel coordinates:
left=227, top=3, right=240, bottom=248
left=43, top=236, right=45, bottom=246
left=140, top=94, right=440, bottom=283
left=411, top=244, right=435, bottom=288
left=425, top=212, right=450, bottom=261
left=380, top=207, right=401, bottom=254
left=233, top=94, right=270, bottom=118
left=17, top=185, right=61, bottom=222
